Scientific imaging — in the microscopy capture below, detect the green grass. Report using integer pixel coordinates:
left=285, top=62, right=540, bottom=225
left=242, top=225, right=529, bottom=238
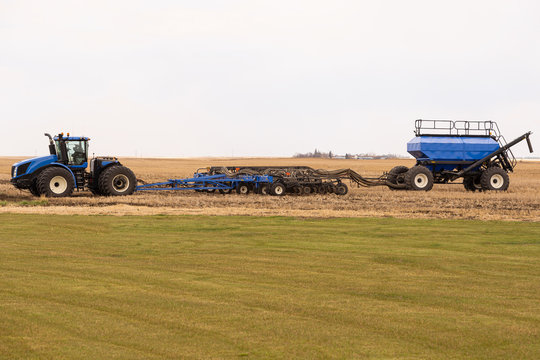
left=0, top=214, right=539, bottom=359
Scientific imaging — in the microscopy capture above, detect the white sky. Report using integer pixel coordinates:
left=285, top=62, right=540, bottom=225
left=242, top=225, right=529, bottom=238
left=1, top=0, right=539, bottom=157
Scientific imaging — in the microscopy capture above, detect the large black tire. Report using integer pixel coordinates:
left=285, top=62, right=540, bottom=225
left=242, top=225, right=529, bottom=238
left=270, top=182, right=286, bottom=196
left=37, top=167, right=75, bottom=197
left=29, top=180, right=41, bottom=197
left=335, top=183, right=348, bottom=196
left=89, top=186, right=102, bottom=196
left=236, top=183, right=250, bottom=195
left=98, top=165, right=137, bottom=196
left=480, top=167, right=509, bottom=191
left=404, top=166, right=434, bottom=191
left=387, top=166, right=409, bottom=185
left=463, top=175, right=483, bottom=192
left=218, top=188, right=232, bottom=194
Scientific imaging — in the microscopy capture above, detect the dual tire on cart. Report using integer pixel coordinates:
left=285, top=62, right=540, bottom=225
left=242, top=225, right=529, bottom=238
left=404, top=166, right=434, bottom=191
left=463, top=167, right=509, bottom=191
left=387, top=166, right=409, bottom=190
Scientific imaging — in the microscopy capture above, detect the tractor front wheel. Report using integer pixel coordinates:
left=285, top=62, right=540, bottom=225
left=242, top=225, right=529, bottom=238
left=37, top=167, right=75, bottom=197
left=29, top=180, right=41, bottom=197
left=98, top=166, right=137, bottom=196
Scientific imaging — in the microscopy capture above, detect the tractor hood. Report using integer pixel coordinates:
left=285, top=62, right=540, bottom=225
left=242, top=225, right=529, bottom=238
left=11, top=154, right=58, bottom=179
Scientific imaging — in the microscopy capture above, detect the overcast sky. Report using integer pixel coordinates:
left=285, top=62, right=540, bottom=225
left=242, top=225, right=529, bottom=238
left=1, top=0, right=538, bottom=158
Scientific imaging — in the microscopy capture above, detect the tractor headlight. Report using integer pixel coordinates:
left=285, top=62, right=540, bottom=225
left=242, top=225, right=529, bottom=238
left=13, top=166, right=17, bottom=177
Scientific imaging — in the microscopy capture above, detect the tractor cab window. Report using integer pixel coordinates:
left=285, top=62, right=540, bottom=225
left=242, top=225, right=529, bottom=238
left=65, top=141, right=88, bottom=165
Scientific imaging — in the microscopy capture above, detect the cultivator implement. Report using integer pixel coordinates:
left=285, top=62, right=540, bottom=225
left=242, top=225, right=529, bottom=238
left=135, top=166, right=394, bottom=196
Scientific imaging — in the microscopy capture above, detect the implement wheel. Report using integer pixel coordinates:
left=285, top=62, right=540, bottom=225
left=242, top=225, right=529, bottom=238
left=480, top=167, right=509, bottom=191
left=404, top=166, right=434, bottom=191
left=236, top=183, right=250, bottom=195
left=270, top=182, right=286, bottom=196
left=98, top=165, right=137, bottom=196
left=335, top=183, right=348, bottom=196
left=37, top=167, right=75, bottom=197
left=258, top=184, right=269, bottom=195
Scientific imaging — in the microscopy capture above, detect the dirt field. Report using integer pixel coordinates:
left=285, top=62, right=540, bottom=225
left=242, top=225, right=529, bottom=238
left=1, top=157, right=539, bottom=221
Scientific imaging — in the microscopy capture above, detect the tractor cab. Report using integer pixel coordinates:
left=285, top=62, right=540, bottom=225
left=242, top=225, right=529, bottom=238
left=46, top=133, right=90, bottom=168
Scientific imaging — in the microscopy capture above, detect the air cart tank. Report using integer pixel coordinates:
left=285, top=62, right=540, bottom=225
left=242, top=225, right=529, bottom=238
left=407, top=120, right=500, bottom=172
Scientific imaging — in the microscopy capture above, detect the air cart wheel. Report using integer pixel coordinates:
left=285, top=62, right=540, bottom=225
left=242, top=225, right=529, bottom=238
left=270, top=182, right=286, bottom=196
left=218, top=189, right=232, bottom=194
left=387, top=166, right=409, bottom=185
left=404, top=166, right=434, bottom=191
left=463, top=175, right=483, bottom=192
left=480, top=167, right=509, bottom=191
left=37, top=167, right=75, bottom=197
left=335, top=183, right=348, bottom=196
left=236, top=183, right=250, bottom=195
left=98, top=165, right=137, bottom=196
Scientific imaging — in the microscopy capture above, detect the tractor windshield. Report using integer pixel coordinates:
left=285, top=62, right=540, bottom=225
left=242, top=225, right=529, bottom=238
left=55, top=140, right=88, bottom=165
left=66, top=140, right=88, bottom=165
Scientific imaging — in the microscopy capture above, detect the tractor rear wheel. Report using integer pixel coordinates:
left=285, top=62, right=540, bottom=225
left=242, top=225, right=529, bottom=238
left=37, top=167, right=75, bottom=197
left=335, top=183, right=348, bottom=196
left=404, top=166, right=434, bottom=191
left=270, top=182, right=286, bottom=196
left=98, top=166, right=137, bottom=196
left=480, top=167, right=509, bottom=191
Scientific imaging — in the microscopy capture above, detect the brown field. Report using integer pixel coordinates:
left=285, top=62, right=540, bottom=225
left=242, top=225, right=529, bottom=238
left=1, top=157, right=539, bottom=221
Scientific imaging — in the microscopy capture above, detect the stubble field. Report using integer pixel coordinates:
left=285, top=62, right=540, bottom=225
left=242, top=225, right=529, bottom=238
left=1, top=157, right=539, bottom=221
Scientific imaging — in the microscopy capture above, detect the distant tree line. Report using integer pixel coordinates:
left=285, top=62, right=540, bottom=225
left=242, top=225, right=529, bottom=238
left=293, top=149, right=403, bottom=159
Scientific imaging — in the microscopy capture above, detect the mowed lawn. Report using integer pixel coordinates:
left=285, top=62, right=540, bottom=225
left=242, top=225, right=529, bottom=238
left=0, top=215, right=539, bottom=359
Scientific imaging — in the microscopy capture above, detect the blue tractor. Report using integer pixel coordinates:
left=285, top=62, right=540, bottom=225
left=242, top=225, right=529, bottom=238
left=10, top=133, right=136, bottom=197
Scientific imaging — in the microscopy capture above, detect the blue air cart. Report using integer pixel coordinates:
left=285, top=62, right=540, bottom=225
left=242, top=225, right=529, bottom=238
left=386, top=120, right=533, bottom=191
